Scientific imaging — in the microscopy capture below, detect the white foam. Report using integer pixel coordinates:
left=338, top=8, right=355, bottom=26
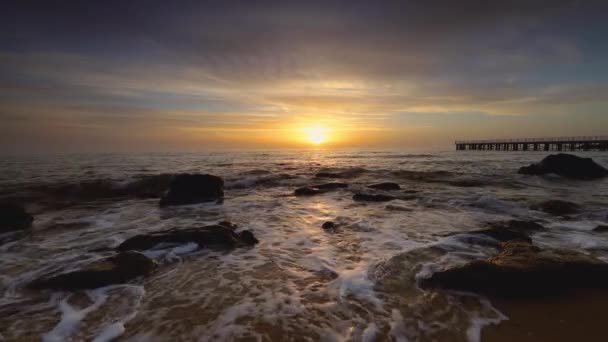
left=329, top=263, right=382, bottom=308
left=42, top=290, right=109, bottom=342
left=361, top=322, right=378, bottom=342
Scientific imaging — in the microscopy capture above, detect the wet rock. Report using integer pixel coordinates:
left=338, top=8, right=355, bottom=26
left=447, top=179, right=485, bottom=187
left=368, top=182, right=401, bottom=190
left=594, top=225, right=608, bottom=233
left=315, top=168, right=366, bottom=179
left=0, top=202, right=33, bottom=233
left=294, top=187, right=324, bottom=196
left=315, top=182, right=348, bottom=190
left=294, top=183, right=347, bottom=196
left=518, top=153, right=608, bottom=180
left=322, top=221, right=336, bottom=230
left=532, top=200, right=580, bottom=216
left=421, top=241, right=608, bottom=298
left=123, top=174, right=173, bottom=198
left=117, top=223, right=258, bottom=251
left=450, top=220, right=545, bottom=245
left=28, top=251, right=156, bottom=291
left=353, top=193, right=398, bottom=202
left=159, top=174, right=224, bottom=206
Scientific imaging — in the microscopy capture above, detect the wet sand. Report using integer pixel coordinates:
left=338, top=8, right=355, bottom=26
left=483, top=290, right=608, bottom=342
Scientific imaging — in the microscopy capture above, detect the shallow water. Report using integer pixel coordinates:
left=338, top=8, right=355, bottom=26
left=1, top=150, right=608, bottom=341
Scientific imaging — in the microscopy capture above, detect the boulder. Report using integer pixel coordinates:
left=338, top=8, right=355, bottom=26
left=420, top=241, right=608, bottom=298
left=518, top=154, right=608, bottom=180
left=117, top=223, right=258, bottom=251
left=532, top=200, right=580, bottom=216
left=367, top=182, right=401, bottom=190
left=28, top=251, right=156, bottom=291
left=353, top=193, right=397, bottom=202
left=159, top=174, right=223, bottom=206
left=448, top=220, right=545, bottom=246
left=0, top=202, right=33, bottom=233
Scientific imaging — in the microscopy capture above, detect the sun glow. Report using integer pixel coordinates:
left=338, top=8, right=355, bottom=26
left=302, top=126, right=329, bottom=145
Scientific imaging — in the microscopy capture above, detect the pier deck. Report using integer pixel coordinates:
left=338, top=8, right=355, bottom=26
left=455, top=136, right=608, bottom=151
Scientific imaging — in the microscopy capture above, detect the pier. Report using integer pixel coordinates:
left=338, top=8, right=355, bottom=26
left=455, top=136, right=608, bottom=151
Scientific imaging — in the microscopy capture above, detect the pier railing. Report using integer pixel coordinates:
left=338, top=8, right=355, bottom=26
left=455, top=135, right=608, bottom=151
left=455, top=136, right=608, bottom=144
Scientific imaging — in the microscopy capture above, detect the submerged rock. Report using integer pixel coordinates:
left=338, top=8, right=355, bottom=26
left=421, top=241, right=608, bottom=298
left=322, top=221, right=336, bottom=230
left=367, top=182, right=401, bottom=190
left=294, top=183, right=348, bottom=196
left=353, top=193, right=398, bottom=202
left=28, top=251, right=156, bottom=291
left=0, top=202, right=33, bottom=233
left=532, top=200, right=580, bottom=216
left=315, top=168, right=366, bottom=179
left=594, top=225, right=608, bottom=233
left=159, top=174, right=224, bottom=206
left=315, top=182, right=348, bottom=190
left=518, top=153, right=608, bottom=180
left=117, top=223, right=258, bottom=251
left=294, top=187, right=324, bottom=196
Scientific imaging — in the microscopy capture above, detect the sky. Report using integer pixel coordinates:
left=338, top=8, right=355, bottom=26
left=1, top=0, right=608, bottom=153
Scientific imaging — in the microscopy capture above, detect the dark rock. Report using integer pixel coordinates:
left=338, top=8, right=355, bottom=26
left=315, top=168, right=366, bottom=179
left=447, top=179, right=485, bottom=187
left=238, top=230, right=259, bottom=245
left=518, top=153, right=608, bottom=180
left=448, top=220, right=545, bottom=246
left=421, top=241, right=608, bottom=298
left=353, top=193, right=397, bottom=202
left=28, top=251, right=156, bottom=291
left=594, top=225, right=608, bottom=233
left=124, top=174, right=173, bottom=198
left=532, top=200, right=580, bottom=216
left=368, top=182, right=401, bottom=190
left=294, top=187, right=324, bottom=196
left=159, top=174, right=224, bottom=206
left=315, top=182, right=348, bottom=190
left=0, top=202, right=33, bottom=233
left=294, top=183, right=347, bottom=196
left=322, top=221, right=336, bottom=230
left=117, top=223, right=258, bottom=251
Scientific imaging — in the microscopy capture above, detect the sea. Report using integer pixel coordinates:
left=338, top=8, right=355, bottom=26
left=1, top=150, right=607, bottom=341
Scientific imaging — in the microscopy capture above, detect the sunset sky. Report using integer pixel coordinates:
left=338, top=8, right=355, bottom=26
left=2, top=1, right=607, bottom=153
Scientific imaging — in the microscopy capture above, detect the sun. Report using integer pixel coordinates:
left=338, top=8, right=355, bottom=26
left=302, top=126, right=329, bottom=145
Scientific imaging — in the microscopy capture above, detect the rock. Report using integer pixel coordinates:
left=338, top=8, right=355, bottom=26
left=0, top=202, right=33, bottom=233
left=123, top=174, right=173, bottom=198
left=294, top=187, right=324, bottom=196
left=315, top=182, right=348, bottom=190
left=294, top=183, right=347, bottom=196
left=322, top=221, right=336, bottom=230
left=594, top=225, right=608, bottom=233
left=532, top=200, right=580, bottom=216
left=353, top=193, right=397, bottom=202
left=449, top=220, right=545, bottom=245
left=420, top=241, right=608, bottom=298
left=159, top=174, right=224, bottom=206
left=518, top=153, right=608, bottom=180
left=367, top=182, right=401, bottom=190
left=447, top=179, right=485, bottom=187
left=28, top=252, right=156, bottom=291
left=117, top=223, right=258, bottom=251
left=315, top=168, right=366, bottom=179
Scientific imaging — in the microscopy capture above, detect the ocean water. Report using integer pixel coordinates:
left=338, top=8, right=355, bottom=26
left=1, top=150, right=608, bottom=341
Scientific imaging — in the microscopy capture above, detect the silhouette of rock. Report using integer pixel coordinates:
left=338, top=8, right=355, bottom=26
left=594, top=225, right=608, bottom=233
left=117, top=223, right=258, bottom=251
left=353, top=193, right=397, bottom=202
left=294, top=187, right=324, bottom=196
left=28, top=251, right=156, bottom=291
left=420, top=241, right=608, bottom=298
left=322, top=221, right=336, bottom=230
left=532, top=200, right=580, bottom=216
left=0, top=202, right=33, bottom=233
left=367, top=182, right=401, bottom=190
left=159, top=174, right=223, bottom=206
left=315, top=182, right=348, bottom=190
left=519, top=153, right=608, bottom=180
left=294, top=183, right=347, bottom=196
left=315, top=168, right=366, bottom=179
left=448, top=220, right=545, bottom=245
